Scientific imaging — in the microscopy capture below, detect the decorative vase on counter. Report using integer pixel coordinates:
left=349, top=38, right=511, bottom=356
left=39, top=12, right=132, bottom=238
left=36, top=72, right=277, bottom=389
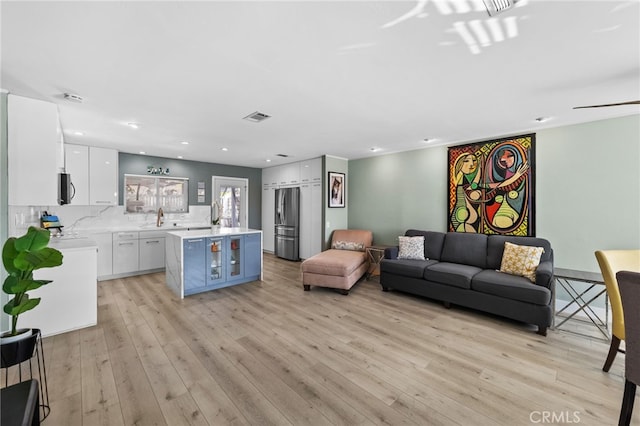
left=211, top=201, right=221, bottom=233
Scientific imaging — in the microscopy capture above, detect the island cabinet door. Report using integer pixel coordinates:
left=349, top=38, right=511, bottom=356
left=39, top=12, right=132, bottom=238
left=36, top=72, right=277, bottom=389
left=244, top=233, right=261, bottom=280
left=227, top=236, right=244, bottom=281
left=183, top=238, right=206, bottom=291
left=206, top=237, right=225, bottom=287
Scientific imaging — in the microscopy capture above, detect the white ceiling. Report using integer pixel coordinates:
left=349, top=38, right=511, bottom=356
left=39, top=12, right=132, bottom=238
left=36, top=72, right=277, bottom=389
left=2, top=1, right=639, bottom=169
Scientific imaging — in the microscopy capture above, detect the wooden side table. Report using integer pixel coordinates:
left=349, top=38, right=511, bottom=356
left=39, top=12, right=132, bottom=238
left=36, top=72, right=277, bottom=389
left=365, top=245, right=391, bottom=281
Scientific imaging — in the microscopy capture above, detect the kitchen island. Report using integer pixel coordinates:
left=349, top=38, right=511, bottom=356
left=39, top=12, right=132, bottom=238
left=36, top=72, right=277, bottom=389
left=165, top=228, right=263, bottom=298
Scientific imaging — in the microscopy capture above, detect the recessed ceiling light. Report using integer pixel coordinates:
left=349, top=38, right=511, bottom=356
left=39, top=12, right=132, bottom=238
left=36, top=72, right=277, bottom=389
left=127, top=122, right=140, bottom=129
left=74, top=131, right=84, bottom=136
left=534, top=117, right=550, bottom=123
left=177, top=156, right=183, bottom=159
left=266, top=159, right=271, bottom=162
left=370, top=147, right=382, bottom=152
left=180, top=141, right=189, bottom=145
left=139, top=151, right=146, bottom=155
left=221, top=147, right=228, bottom=152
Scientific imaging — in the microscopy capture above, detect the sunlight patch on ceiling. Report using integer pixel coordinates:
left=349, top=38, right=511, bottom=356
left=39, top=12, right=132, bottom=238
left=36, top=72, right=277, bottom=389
left=382, top=0, right=527, bottom=55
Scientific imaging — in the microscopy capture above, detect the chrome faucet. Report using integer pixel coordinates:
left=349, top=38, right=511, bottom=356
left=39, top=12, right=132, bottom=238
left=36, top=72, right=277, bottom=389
left=156, top=208, right=164, bottom=227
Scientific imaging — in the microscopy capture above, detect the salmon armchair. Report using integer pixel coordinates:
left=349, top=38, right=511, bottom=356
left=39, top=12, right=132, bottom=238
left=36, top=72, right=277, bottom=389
left=594, top=250, right=640, bottom=372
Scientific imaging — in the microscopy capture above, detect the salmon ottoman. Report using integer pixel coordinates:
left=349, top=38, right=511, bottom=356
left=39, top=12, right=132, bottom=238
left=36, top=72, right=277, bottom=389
left=301, top=229, right=373, bottom=295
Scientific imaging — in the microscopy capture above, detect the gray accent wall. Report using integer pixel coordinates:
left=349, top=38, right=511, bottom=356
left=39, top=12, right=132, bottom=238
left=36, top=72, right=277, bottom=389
left=119, top=153, right=263, bottom=229
left=348, top=114, right=640, bottom=273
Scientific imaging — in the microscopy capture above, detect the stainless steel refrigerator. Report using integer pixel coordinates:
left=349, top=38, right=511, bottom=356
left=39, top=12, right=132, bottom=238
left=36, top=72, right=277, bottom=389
left=274, top=187, right=300, bottom=261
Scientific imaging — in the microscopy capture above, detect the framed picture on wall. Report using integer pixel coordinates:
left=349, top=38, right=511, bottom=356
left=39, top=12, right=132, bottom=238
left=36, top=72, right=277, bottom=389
left=328, top=172, right=345, bottom=208
left=447, top=133, right=536, bottom=236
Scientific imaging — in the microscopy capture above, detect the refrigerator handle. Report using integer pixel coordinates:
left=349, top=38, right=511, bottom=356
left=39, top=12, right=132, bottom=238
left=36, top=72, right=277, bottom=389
left=282, top=190, right=287, bottom=224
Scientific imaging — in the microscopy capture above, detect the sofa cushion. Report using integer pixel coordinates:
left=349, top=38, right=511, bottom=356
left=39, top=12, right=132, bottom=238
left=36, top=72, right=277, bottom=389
left=471, top=269, right=552, bottom=305
left=405, top=230, right=446, bottom=260
left=424, top=262, right=482, bottom=289
left=499, top=242, right=544, bottom=282
left=487, top=235, right=552, bottom=270
left=381, top=258, right=437, bottom=278
left=332, top=240, right=365, bottom=251
left=398, top=236, right=425, bottom=260
left=330, top=229, right=373, bottom=251
left=301, top=249, right=366, bottom=277
left=440, top=233, right=488, bottom=269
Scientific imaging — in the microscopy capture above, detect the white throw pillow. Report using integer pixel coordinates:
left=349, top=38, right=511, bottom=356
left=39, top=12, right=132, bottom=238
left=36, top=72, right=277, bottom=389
left=397, top=236, right=426, bottom=260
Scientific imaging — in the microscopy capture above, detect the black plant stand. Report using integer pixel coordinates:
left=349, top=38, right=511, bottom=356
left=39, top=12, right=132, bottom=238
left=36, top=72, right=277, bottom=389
left=1, top=329, right=50, bottom=422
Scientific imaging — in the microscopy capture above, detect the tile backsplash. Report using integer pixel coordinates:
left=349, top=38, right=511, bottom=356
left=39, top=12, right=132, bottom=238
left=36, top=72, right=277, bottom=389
left=8, top=204, right=210, bottom=237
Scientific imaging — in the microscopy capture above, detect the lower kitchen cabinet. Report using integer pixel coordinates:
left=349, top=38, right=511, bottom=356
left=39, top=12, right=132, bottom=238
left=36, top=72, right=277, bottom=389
left=89, top=232, right=113, bottom=279
left=112, top=231, right=139, bottom=275
left=206, top=237, right=225, bottom=287
left=244, top=232, right=261, bottom=278
left=183, top=237, right=206, bottom=291
left=139, top=231, right=166, bottom=271
left=165, top=230, right=262, bottom=298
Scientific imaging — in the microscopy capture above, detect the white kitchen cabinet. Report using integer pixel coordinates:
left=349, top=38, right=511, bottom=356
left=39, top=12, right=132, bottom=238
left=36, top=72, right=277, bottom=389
left=311, top=157, right=322, bottom=182
left=311, top=181, right=323, bottom=254
left=139, top=230, right=166, bottom=271
left=112, top=231, right=139, bottom=275
left=262, top=166, right=278, bottom=187
left=273, top=163, right=299, bottom=186
left=300, top=160, right=312, bottom=183
left=89, top=232, right=113, bottom=279
left=262, top=157, right=322, bottom=257
left=300, top=181, right=323, bottom=259
left=90, top=146, right=118, bottom=205
left=299, top=158, right=322, bottom=257
left=299, top=183, right=312, bottom=259
left=8, top=94, right=60, bottom=206
left=262, top=184, right=276, bottom=252
left=64, top=144, right=90, bottom=205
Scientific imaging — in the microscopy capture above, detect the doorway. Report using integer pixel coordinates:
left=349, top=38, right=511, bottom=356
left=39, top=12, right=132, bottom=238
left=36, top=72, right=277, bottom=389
left=212, top=176, right=248, bottom=228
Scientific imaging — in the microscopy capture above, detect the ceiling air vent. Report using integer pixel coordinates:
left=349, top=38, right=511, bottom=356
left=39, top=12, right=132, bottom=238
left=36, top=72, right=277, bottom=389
left=482, top=0, right=517, bottom=16
left=64, top=92, right=84, bottom=103
left=243, top=111, right=271, bottom=123
left=276, top=154, right=289, bottom=158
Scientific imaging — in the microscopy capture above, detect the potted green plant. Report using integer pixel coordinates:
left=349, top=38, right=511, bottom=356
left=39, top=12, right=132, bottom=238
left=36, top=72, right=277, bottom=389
left=2, top=226, right=63, bottom=343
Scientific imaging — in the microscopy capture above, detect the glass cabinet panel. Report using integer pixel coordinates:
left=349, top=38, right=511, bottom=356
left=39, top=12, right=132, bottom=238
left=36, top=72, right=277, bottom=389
left=207, top=237, right=224, bottom=284
left=229, top=237, right=242, bottom=278
left=125, top=174, right=188, bottom=213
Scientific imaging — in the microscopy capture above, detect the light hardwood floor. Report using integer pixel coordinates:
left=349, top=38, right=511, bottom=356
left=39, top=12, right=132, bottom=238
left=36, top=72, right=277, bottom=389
left=6, top=253, right=634, bottom=425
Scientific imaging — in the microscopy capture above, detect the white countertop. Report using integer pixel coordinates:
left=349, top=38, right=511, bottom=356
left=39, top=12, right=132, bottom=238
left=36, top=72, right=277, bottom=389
left=166, top=227, right=262, bottom=239
left=49, top=237, right=98, bottom=251
left=66, top=222, right=211, bottom=235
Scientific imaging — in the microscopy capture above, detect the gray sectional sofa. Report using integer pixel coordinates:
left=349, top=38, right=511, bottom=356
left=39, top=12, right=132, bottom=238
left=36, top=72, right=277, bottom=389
left=380, top=230, right=554, bottom=335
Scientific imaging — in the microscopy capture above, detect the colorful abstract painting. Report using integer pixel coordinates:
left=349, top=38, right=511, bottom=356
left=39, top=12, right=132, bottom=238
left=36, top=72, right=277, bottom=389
left=447, top=134, right=535, bottom=236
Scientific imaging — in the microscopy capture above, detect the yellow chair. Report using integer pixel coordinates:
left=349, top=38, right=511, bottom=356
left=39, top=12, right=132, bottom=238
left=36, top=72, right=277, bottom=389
left=595, top=250, right=640, bottom=372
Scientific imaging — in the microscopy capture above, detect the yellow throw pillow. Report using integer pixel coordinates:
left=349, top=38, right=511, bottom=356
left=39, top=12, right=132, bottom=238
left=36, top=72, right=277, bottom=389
left=499, top=242, right=544, bottom=283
